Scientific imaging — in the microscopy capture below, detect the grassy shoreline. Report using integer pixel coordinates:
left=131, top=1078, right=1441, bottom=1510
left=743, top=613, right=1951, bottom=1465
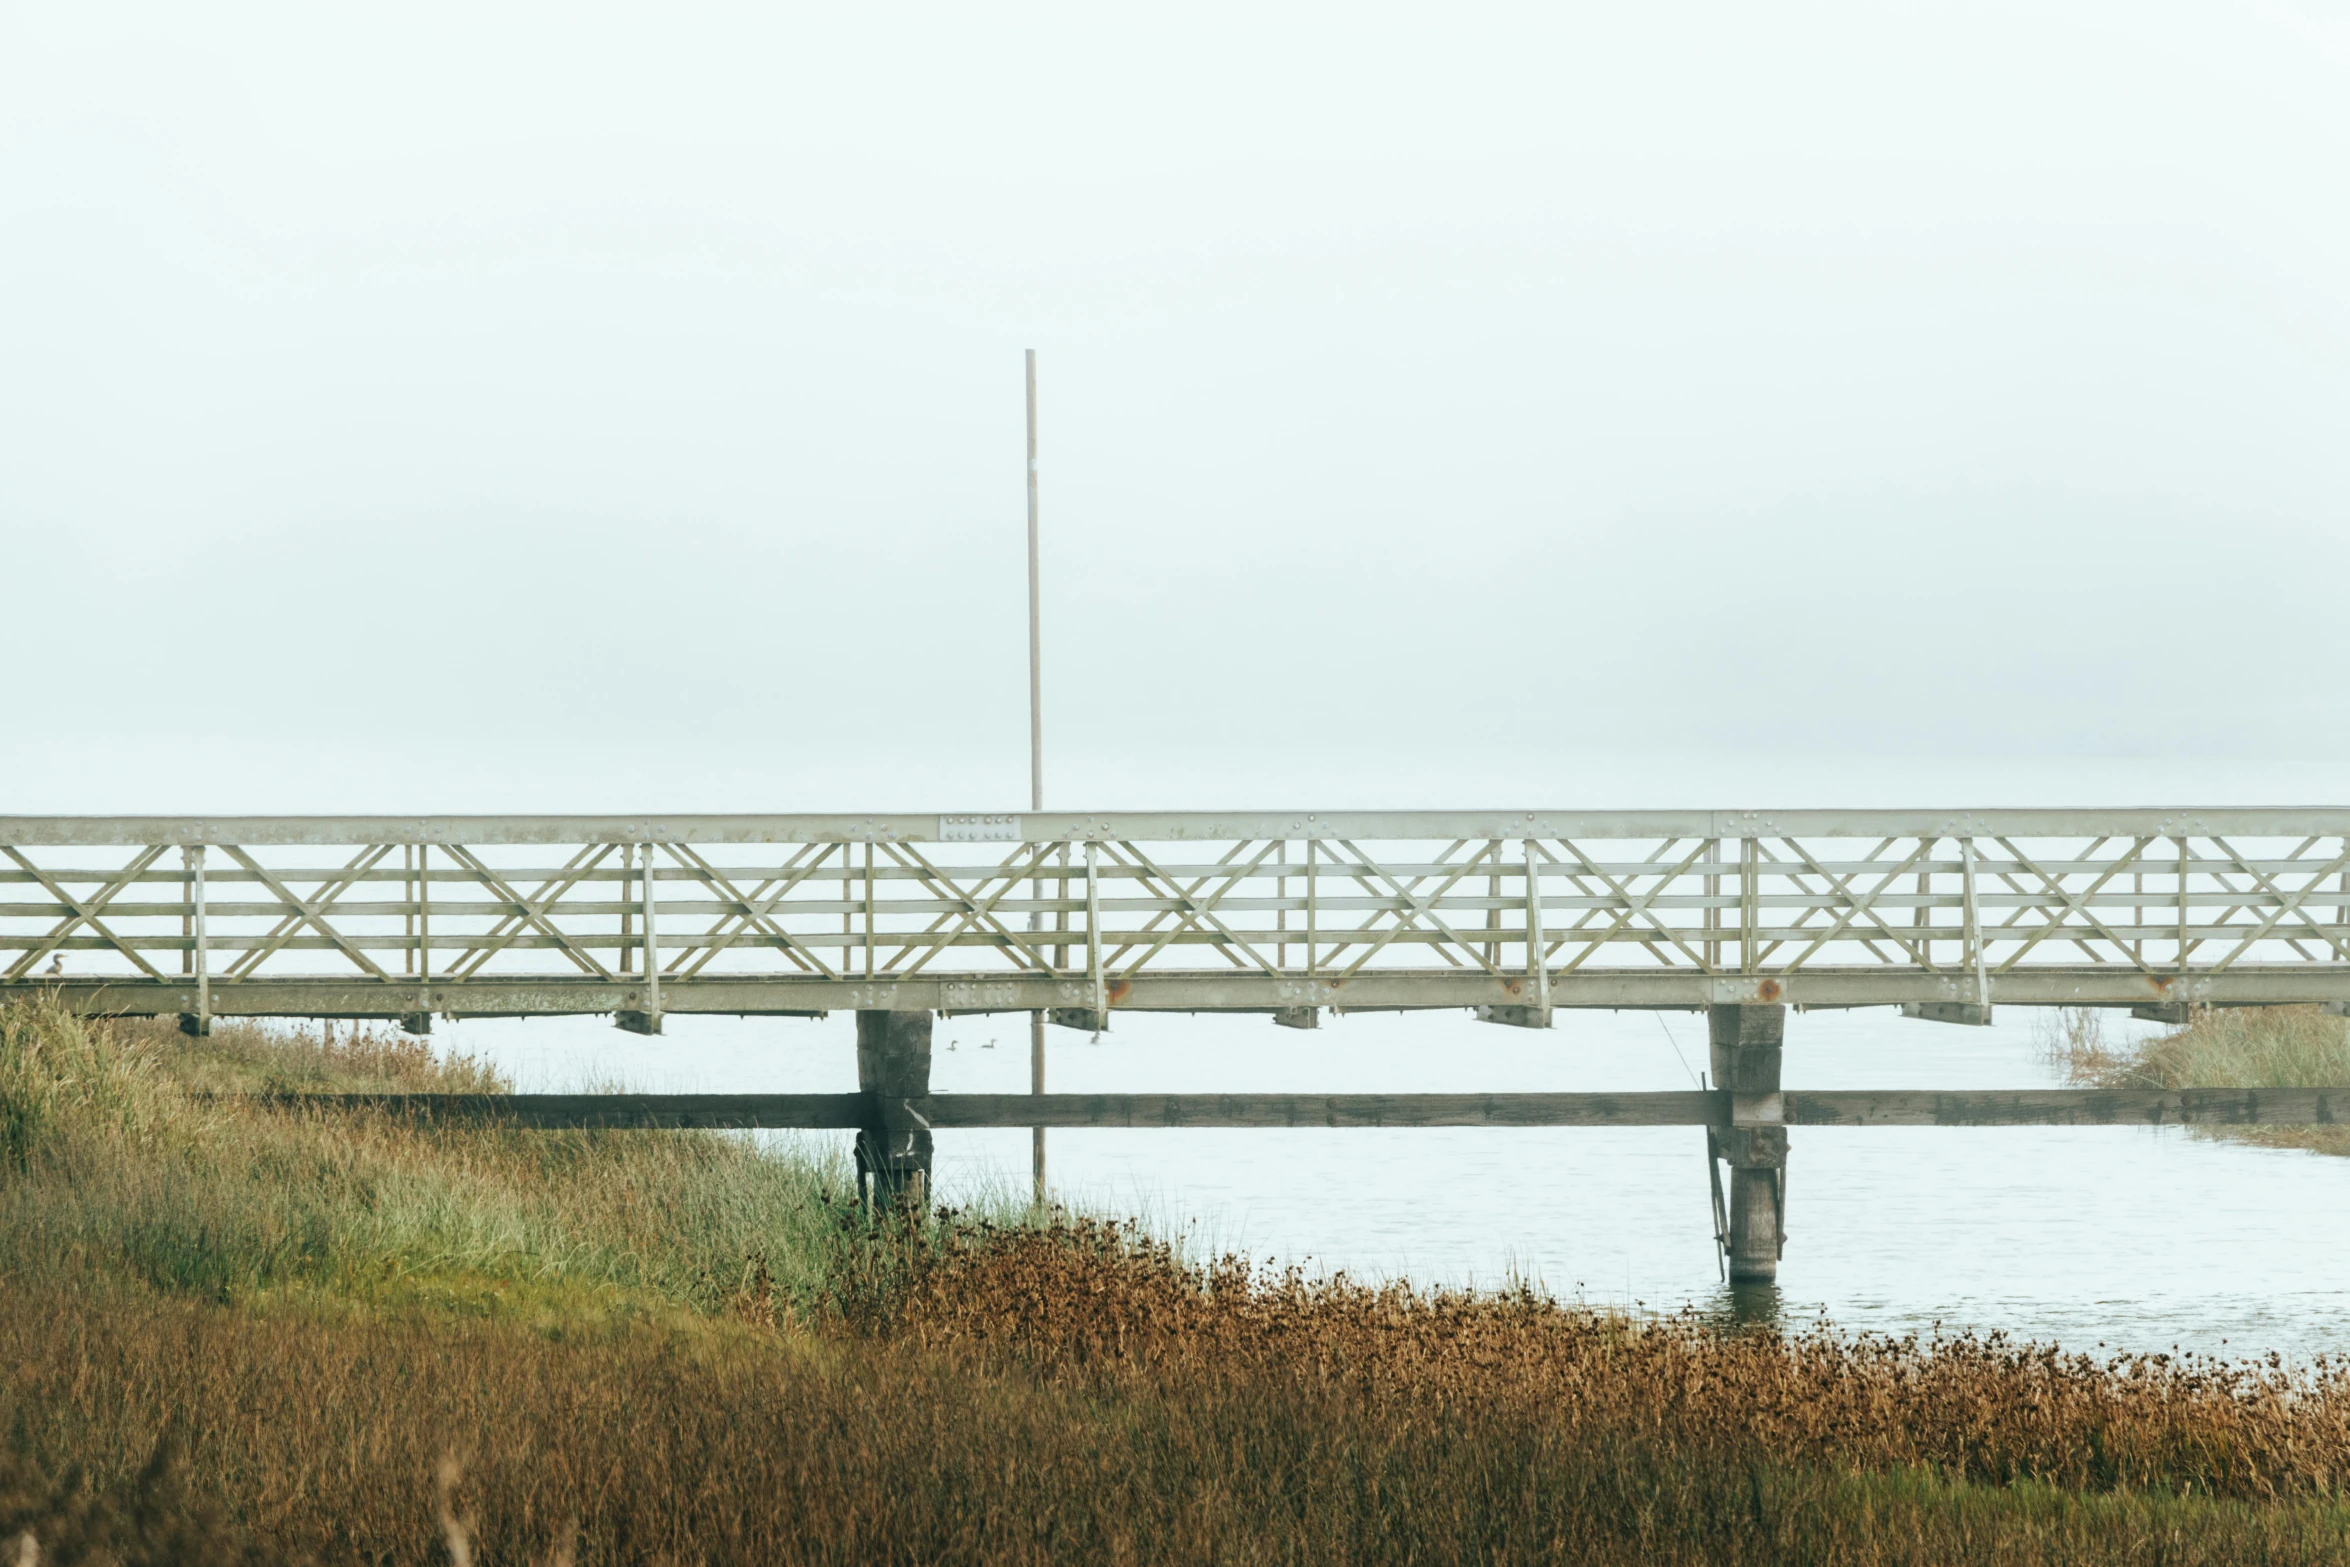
left=2049, top=1003, right=2350, bottom=1156
left=8, top=999, right=2350, bottom=1564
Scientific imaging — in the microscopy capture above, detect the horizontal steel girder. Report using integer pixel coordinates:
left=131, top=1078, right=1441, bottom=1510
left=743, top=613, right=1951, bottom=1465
left=249, top=1088, right=2349, bottom=1130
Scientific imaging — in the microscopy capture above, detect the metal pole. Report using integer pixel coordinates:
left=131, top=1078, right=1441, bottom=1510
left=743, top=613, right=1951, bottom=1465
left=1485, top=840, right=1501, bottom=969
left=1027, top=348, right=1047, bottom=1205
left=1525, top=838, right=1549, bottom=1015
left=417, top=843, right=431, bottom=986
left=1705, top=838, right=1722, bottom=971
left=1027, top=353, right=1044, bottom=814
left=402, top=844, right=415, bottom=977
left=619, top=841, right=634, bottom=976
left=188, top=845, right=208, bottom=1035
left=644, top=842, right=662, bottom=1022
left=1306, top=837, right=1318, bottom=975
left=2177, top=834, right=2192, bottom=968
left=1962, top=838, right=1987, bottom=1010
left=1740, top=837, right=1758, bottom=973
left=1087, top=840, right=1104, bottom=1021
left=1276, top=839, right=1287, bottom=970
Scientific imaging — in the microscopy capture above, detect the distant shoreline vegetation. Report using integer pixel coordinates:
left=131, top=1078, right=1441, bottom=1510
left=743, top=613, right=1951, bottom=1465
left=5, top=999, right=2350, bottom=1564
left=2048, top=1004, right=2350, bottom=1158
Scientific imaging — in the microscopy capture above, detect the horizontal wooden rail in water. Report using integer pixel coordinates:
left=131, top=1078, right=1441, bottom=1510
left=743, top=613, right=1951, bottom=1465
left=251, top=1087, right=2348, bottom=1130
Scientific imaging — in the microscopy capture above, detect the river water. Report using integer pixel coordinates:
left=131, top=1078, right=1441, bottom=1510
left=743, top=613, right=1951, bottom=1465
left=451, top=1004, right=2350, bottom=1360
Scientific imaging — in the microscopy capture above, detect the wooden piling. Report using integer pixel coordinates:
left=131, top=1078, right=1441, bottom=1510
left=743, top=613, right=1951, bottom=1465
left=855, top=1009, right=934, bottom=1214
left=1709, top=1003, right=1786, bottom=1283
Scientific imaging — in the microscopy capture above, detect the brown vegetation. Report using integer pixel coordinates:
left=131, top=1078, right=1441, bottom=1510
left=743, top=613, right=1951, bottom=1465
left=891, top=1217, right=2350, bottom=1498
left=10, top=1222, right=2350, bottom=1564
left=6, top=999, right=2350, bottom=1563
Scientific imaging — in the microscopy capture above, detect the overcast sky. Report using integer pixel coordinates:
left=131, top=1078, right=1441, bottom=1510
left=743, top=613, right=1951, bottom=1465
left=5, top=3, right=2348, bottom=814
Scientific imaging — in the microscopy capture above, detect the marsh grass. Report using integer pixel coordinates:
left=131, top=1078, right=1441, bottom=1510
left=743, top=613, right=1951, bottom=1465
left=0, top=1000, right=866, bottom=1321
left=109, top=1014, right=512, bottom=1097
left=13, top=1278, right=2350, bottom=1567
left=2048, top=1004, right=2350, bottom=1155
left=10, top=998, right=2350, bottom=1563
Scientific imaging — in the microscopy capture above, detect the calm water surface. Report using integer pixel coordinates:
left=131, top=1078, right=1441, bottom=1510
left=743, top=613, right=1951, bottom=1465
left=452, top=1006, right=2350, bottom=1360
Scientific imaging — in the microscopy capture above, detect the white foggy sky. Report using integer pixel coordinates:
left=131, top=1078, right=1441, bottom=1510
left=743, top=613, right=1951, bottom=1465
left=4, top=3, right=2348, bottom=813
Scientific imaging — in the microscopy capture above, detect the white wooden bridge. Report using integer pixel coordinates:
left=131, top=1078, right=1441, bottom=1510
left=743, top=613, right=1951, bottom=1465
left=8, top=809, right=2347, bottom=1282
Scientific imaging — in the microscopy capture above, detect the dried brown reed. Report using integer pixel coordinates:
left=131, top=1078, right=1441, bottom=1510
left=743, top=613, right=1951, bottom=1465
left=0, top=1430, right=267, bottom=1566
left=888, top=1215, right=2350, bottom=1501
left=9, top=999, right=2350, bottom=1563
left=7, top=1231, right=2350, bottom=1565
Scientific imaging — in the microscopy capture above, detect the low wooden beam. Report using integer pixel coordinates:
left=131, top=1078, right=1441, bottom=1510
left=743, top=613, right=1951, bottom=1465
left=268, top=1092, right=869, bottom=1129
left=255, top=1086, right=2347, bottom=1130
left=922, top=1091, right=1716, bottom=1129
left=1783, top=1087, right=2345, bottom=1128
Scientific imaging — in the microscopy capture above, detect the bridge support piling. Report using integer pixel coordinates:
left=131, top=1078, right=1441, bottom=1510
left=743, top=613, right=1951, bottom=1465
left=1709, top=1003, right=1786, bottom=1282
left=855, top=1009, right=934, bottom=1215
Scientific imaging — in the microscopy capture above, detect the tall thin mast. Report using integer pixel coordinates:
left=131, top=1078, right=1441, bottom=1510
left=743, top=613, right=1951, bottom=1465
left=1027, top=349, right=1047, bottom=1203
left=1026, top=349, right=1043, bottom=811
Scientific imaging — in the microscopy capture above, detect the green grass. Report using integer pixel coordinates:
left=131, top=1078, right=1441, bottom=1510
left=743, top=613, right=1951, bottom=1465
left=2049, top=1003, right=2350, bottom=1155
left=0, top=1000, right=869, bottom=1325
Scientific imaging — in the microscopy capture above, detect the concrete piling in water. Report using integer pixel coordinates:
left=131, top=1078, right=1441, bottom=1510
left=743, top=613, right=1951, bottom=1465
left=1709, top=1003, right=1786, bottom=1282
left=855, top=1009, right=934, bottom=1214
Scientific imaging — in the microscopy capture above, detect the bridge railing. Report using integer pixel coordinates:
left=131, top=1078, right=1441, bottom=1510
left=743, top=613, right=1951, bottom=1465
left=5, top=810, right=2349, bottom=1020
